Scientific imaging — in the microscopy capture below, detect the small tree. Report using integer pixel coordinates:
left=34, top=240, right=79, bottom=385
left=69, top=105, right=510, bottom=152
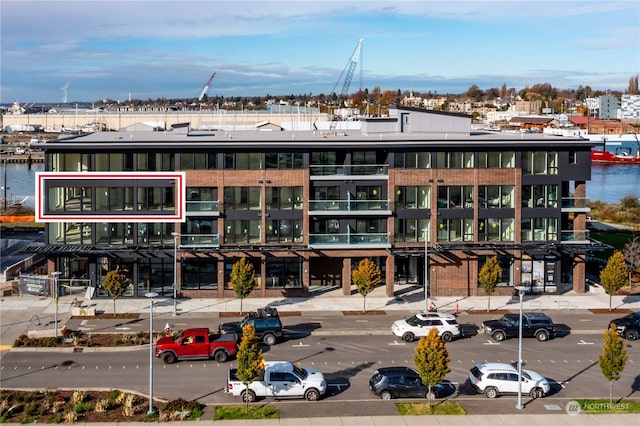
left=236, top=324, right=263, bottom=413
left=600, top=251, right=628, bottom=311
left=230, top=257, right=256, bottom=313
left=414, top=328, right=450, bottom=408
left=102, top=270, right=129, bottom=314
left=478, top=256, right=502, bottom=312
left=352, top=258, right=383, bottom=312
left=622, top=237, right=640, bottom=289
left=598, top=324, right=629, bottom=405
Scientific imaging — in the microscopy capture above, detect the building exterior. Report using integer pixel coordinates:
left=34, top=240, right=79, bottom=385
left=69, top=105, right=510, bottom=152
left=28, top=107, right=602, bottom=301
left=598, top=95, right=620, bottom=120
left=621, top=94, right=640, bottom=122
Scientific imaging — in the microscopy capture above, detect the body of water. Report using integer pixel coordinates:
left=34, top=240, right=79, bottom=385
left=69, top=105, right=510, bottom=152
left=1, top=161, right=639, bottom=208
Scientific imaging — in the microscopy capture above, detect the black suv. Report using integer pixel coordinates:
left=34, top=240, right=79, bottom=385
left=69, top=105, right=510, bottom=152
left=218, top=307, right=283, bottom=345
left=368, top=366, right=454, bottom=400
left=481, top=312, right=556, bottom=342
left=610, top=311, right=640, bottom=341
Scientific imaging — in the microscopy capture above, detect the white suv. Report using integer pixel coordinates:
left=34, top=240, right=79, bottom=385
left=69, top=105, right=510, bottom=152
left=391, top=312, right=461, bottom=342
left=469, top=362, right=550, bottom=399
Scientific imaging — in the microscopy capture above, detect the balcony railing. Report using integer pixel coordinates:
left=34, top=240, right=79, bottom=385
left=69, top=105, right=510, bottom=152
left=309, top=164, right=389, bottom=178
left=560, top=229, right=590, bottom=243
left=308, top=199, right=391, bottom=212
left=178, top=233, right=220, bottom=247
left=309, top=232, right=390, bottom=247
left=560, top=197, right=590, bottom=209
left=186, top=200, right=220, bottom=214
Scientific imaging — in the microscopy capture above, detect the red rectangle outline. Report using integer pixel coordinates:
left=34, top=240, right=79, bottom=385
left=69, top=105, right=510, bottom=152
left=35, top=172, right=186, bottom=223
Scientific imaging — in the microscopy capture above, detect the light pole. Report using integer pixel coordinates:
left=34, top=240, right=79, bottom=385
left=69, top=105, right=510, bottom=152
left=423, top=227, right=430, bottom=313
left=52, top=271, right=62, bottom=338
left=145, top=291, right=158, bottom=415
left=515, top=286, right=526, bottom=410
left=171, top=232, right=180, bottom=316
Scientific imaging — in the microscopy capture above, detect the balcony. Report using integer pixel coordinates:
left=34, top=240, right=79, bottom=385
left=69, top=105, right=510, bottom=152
left=308, top=232, right=391, bottom=249
left=186, top=200, right=220, bottom=215
left=178, top=233, right=220, bottom=248
left=560, top=229, right=590, bottom=243
left=308, top=200, right=391, bottom=215
left=309, top=164, right=389, bottom=180
left=560, top=197, right=590, bottom=213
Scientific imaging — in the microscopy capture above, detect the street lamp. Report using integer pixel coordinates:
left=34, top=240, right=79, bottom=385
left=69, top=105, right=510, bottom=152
left=52, top=271, right=62, bottom=338
left=515, top=286, right=526, bottom=410
left=423, top=227, right=430, bottom=313
left=145, top=291, right=159, bottom=415
left=171, top=232, right=180, bottom=316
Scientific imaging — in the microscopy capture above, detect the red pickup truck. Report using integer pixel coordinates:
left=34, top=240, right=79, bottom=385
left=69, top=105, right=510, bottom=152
left=154, top=328, right=239, bottom=364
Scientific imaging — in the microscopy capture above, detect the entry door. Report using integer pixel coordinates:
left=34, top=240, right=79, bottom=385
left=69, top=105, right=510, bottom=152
left=269, top=372, right=302, bottom=397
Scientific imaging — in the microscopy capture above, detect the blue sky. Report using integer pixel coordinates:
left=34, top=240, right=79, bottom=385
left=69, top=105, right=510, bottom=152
left=1, top=0, right=638, bottom=104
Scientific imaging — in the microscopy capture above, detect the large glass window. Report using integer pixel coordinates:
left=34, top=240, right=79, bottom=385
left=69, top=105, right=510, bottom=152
left=224, top=152, right=261, bottom=169
left=265, top=258, right=302, bottom=289
left=394, top=218, right=429, bottom=243
left=478, top=151, right=515, bottom=168
left=479, top=186, right=514, bottom=208
left=437, top=186, right=473, bottom=208
left=136, top=153, right=174, bottom=171
left=180, top=152, right=216, bottom=170
left=266, top=219, right=303, bottom=243
left=395, top=186, right=430, bottom=209
left=522, top=185, right=558, bottom=208
left=436, top=151, right=474, bottom=168
left=478, top=218, right=515, bottom=241
left=265, top=152, right=304, bottom=169
left=224, top=187, right=261, bottom=210
left=224, top=220, right=261, bottom=243
left=437, top=219, right=473, bottom=242
left=521, top=217, right=558, bottom=241
left=267, top=187, right=303, bottom=210
left=186, top=187, right=218, bottom=212
left=522, top=151, right=558, bottom=175
left=394, top=152, right=431, bottom=168
left=182, top=258, right=217, bottom=290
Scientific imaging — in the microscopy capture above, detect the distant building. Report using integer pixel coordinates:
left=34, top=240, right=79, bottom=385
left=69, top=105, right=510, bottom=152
left=598, top=95, right=619, bottom=120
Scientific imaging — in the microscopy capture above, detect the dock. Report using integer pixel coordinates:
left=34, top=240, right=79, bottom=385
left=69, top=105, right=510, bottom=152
left=0, top=153, right=44, bottom=164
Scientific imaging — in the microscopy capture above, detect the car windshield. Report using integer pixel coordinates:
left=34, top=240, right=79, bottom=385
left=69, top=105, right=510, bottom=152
left=499, top=316, right=516, bottom=326
left=624, top=313, right=640, bottom=321
left=172, top=331, right=185, bottom=342
left=293, top=364, right=308, bottom=379
left=521, top=372, right=532, bottom=380
left=406, top=315, right=421, bottom=326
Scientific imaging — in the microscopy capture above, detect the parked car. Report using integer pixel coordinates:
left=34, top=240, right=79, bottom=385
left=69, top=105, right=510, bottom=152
left=609, top=311, right=640, bottom=341
left=226, top=361, right=326, bottom=402
left=154, top=328, right=238, bottom=364
left=480, top=312, right=556, bottom=342
left=218, top=306, right=283, bottom=345
left=391, top=312, right=461, bottom=342
left=369, top=366, right=454, bottom=400
left=468, top=362, right=550, bottom=399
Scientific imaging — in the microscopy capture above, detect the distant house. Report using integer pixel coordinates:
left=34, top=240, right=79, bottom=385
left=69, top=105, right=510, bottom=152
left=508, top=116, right=556, bottom=131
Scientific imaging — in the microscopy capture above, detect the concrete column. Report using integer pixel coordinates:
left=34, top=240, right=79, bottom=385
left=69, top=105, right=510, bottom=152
left=342, top=258, right=352, bottom=295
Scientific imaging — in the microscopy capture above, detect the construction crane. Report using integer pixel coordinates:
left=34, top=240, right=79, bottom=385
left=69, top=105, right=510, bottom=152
left=328, top=39, right=363, bottom=130
left=197, top=72, right=216, bottom=102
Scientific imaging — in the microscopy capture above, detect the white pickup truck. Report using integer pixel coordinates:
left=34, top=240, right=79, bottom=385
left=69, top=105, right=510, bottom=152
left=226, top=361, right=327, bottom=402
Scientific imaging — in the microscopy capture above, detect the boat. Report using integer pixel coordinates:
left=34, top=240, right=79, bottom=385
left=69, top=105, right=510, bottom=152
left=589, top=133, right=640, bottom=164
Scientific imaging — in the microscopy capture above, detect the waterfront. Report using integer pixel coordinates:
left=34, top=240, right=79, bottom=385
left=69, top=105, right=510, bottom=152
left=1, top=161, right=639, bottom=209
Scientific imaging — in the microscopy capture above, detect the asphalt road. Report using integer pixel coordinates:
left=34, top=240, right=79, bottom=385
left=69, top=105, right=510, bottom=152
left=0, top=312, right=640, bottom=417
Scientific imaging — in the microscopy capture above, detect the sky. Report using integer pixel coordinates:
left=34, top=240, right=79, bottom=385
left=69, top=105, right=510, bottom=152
left=1, top=0, right=639, bottom=104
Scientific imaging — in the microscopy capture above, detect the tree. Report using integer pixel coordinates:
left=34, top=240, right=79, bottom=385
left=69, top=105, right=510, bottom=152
left=413, top=328, right=450, bottom=408
left=235, top=324, right=263, bottom=413
left=352, top=258, right=383, bottom=312
left=600, top=251, right=628, bottom=311
left=478, top=256, right=502, bottom=312
left=622, top=237, right=640, bottom=289
left=230, top=257, right=256, bottom=313
left=102, top=270, right=129, bottom=315
left=627, top=74, right=639, bottom=95
left=598, top=324, right=629, bottom=405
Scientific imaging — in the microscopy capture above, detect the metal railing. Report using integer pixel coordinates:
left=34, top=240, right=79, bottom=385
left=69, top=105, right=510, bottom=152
left=186, top=200, right=220, bottom=213
left=560, top=230, right=590, bottom=242
left=309, top=164, right=389, bottom=176
left=178, top=233, right=220, bottom=247
left=309, top=233, right=389, bottom=245
left=308, top=199, right=390, bottom=211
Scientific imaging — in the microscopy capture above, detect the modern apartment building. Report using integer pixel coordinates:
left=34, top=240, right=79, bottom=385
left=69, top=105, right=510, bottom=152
left=29, top=107, right=602, bottom=300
